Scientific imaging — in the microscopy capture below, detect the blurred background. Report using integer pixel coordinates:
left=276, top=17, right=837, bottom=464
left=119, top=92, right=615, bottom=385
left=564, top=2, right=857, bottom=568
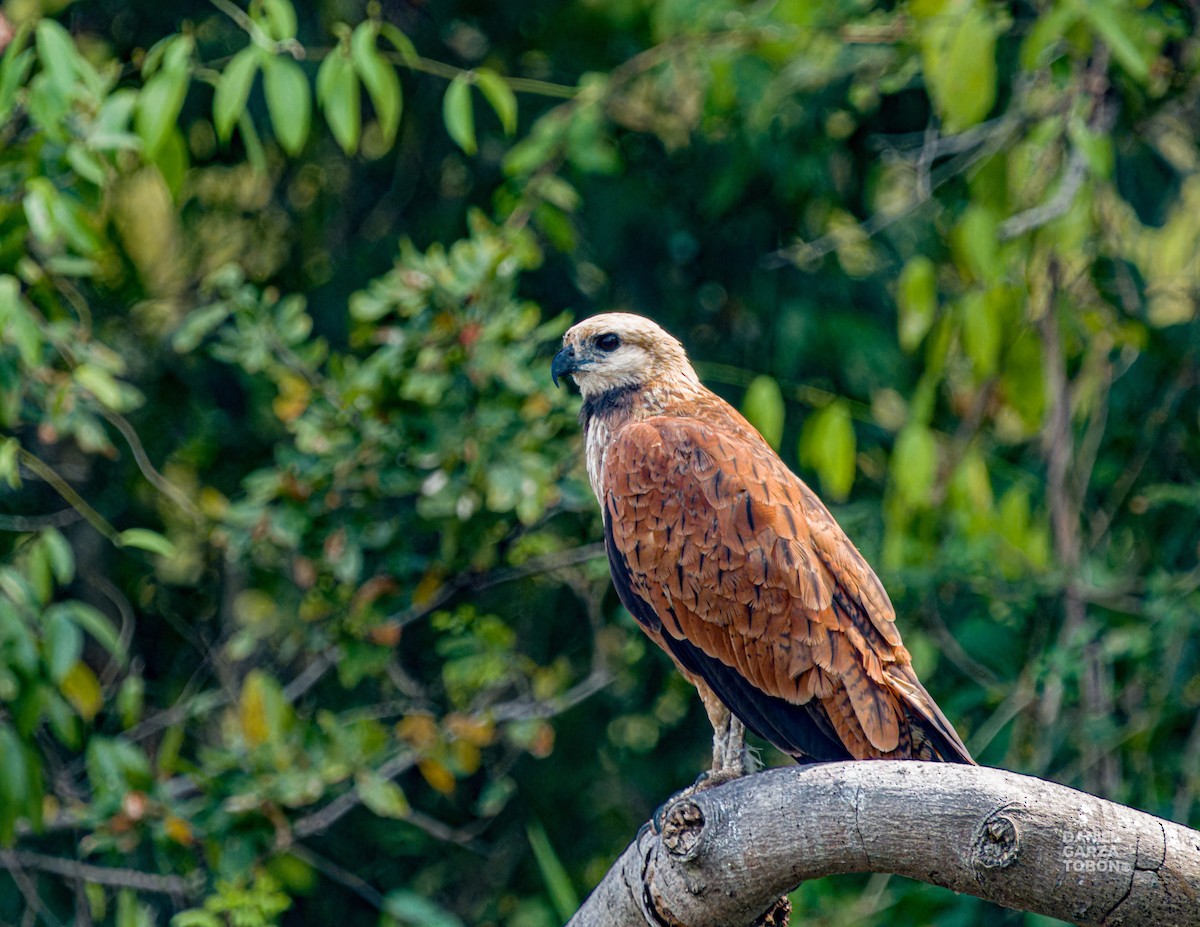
left=1, top=0, right=1198, bottom=924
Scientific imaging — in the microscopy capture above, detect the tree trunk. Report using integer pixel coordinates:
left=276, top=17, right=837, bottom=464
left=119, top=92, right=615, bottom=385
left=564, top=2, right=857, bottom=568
left=568, top=762, right=1200, bottom=927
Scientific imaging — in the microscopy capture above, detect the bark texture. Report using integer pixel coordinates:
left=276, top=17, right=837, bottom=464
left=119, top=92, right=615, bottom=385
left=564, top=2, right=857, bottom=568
left=567, top=762, right=1200, bottom=927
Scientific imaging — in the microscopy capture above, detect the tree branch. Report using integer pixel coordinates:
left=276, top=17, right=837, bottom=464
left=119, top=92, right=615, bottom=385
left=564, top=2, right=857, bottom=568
left=568, top=763, right=1200, bottom=927
left=0, top=850, right=194, bottom=898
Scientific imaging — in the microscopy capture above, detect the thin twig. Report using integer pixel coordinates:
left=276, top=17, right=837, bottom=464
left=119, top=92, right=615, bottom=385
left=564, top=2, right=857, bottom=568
left=763, top=115, right=1020, bottom=269
left=292, top=751, right=416, bottom=838
left=288, top=845, right=386, bottom=910
left=0, top=510, right=83, bottom=531
left=0, top=850, right=194, bottom=897
left=5, top=857, right=63, bottom=927
left=16, top=450, right=121, bottom=545
left=997, top=145, right=1089, bottom=241
left=98, top=409, right=203, bottom=522
left=384, top=543, right=606, bottom=628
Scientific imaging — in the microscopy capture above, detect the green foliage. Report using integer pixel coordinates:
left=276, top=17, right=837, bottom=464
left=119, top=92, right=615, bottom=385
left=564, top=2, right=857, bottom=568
left=1, top=1, right=1199, bottom=926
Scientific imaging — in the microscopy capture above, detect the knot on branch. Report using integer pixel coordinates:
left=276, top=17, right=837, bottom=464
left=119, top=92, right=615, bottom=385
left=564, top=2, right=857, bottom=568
left=661, top=797, right=706, bottom=862
left=973, top=809, right=1021, bottom=870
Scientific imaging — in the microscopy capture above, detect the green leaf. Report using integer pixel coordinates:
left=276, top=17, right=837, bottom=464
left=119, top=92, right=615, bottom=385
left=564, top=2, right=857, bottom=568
left=1073, top=0, right=1151, bottom=83
left=527, top=820, right=578, bottom=923
left=74, top=363, right=143, bottom=412
left=0, top=22, right=34, bottom=124
left=0, top=724, right=28, bottom=844
left=118, top=528, right=177, bottom=558
left=798, top=400, right=856, bottom=502
left=49, top=601, right=126, bottom=664
left=377, top=23, right=418, bottom=63
left=22, top=177, right=57, bottom=244
left=950, top=205, right=998, bottom=284
left=741, top=375, right=785, bottom=449
left=263, top=54, right=310, bottom=155
left=960, top=290, right=1001, bottom=379
left=351, top=23, right=402, bottom=148
left=474, top=68, right=517, bottom=136
left=260, top=0, right=298, bottom=41
left=213, top=46, right=261, bottom=143
left=356, top=771, right=410, bottom=819
left=135, top=43, right=192, bottom=158
left=171, top=912, right=222, bottom=927
left=38, top=530, right=74, bottom=584
left=0, top=438, right=19, bottom=490
left=382, top=891, right=465, bottom=927
left=35, top=19, right=78, bottom=101
left=172, top=303, right=232, bottom=352
left=44, top=610, right=83, bottom=684
left=316, top=49, right=361, bottom=154
left=919, top=6, right=998, bottom=132
left=443, top=74, right=476, bottom=155
left=897, top=255, right=938, bottom=352
left=890, top=423, right=938, bottom=509
left=0, top=275, right=41, bottom=367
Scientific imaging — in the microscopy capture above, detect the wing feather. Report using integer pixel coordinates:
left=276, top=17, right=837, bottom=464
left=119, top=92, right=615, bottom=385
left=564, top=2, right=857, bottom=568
left=602, top=412, right=973, bottom=763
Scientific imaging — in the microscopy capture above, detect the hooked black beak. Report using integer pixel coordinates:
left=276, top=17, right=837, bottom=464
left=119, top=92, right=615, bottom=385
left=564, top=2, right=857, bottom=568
left=551, top=345, right=579, bottom=388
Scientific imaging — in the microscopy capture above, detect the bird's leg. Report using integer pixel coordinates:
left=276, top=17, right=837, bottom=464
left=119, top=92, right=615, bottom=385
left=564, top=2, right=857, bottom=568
left=695, top=682, right=750, bottom=786
left=651, top=683, right=752, bottom=833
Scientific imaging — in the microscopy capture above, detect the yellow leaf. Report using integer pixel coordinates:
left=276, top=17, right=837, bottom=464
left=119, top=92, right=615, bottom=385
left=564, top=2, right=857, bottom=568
left=418, top=758, right=456, bottom=795
left=444, top=713, right=495, bottom=747
left=239, top=671, right=271, bottom=748
left=450, top=740, right=481, bottom=775
left=396, top=712, right=440, bottom=751
left=164, top=814, right=194, bottom=845
left=272, top=373, right=311, bottom=423
left=60, top=661, right=102, bottom=722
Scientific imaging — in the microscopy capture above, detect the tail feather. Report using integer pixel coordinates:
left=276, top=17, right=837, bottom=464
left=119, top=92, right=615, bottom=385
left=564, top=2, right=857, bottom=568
left=889, top=664, right=976, bottom=764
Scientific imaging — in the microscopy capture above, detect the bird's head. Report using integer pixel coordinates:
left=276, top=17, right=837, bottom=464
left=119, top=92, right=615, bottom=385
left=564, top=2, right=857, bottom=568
left=551, top=312, right=699, bottom=399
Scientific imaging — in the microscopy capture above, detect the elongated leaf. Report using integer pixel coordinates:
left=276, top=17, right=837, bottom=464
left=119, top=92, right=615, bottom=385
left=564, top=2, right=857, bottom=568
left=0, top=22, right=34, bottom=124
left=527, top=820, right=578, bottom=922
left=377, top=23, right=418, bottom=63
left=890, top=423, right=937, bottom=508
left=741, top=375, right=785, bottom=449
left=44, top=610, right=83, bottom=684
left=897, top=255, right=937, bottom=352
left=443, top=74, right=476, bottom=155
left=213, top=46, right=261, bottom=142
left=799, top=400, right=856, bottom=502
left=118, top=528, right=177, bottom=558
left=960, top=290, right=1001, bottom=379
left=381, top=891, right=464, bottom=927
left=0, top=437, right=19, bottom=489
left=35, top=19, right=78, bottom=101
left=0, top=723, right=28, bottom=844
left=356, top=771, right=410, bottom=819
left=474, top=67, right=517, bottom=135
left=61, top=661, right=103, bottom=722
left=1076, top=0, right=1150, bottom=83
left=351, top=23, right=402, bottom=148
left=919, top=7, right=998, bottom=132
left=49, top=601, right=126, bottom=664
left=260, top=0, right=298, bottom=41
left=135, top=60, right=191, bottom=158
left=263, top=55, right=310, bottom=155
left=317, top=50, right=361, bottom=154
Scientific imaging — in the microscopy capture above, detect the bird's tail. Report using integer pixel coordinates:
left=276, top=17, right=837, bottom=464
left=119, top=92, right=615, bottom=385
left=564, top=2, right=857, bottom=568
left=888, top=664, right=976, bottom=764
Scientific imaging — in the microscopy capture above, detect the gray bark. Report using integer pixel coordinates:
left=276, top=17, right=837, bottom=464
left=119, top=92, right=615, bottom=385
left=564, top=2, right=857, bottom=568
left=568, top=761, right=1200, bottom=927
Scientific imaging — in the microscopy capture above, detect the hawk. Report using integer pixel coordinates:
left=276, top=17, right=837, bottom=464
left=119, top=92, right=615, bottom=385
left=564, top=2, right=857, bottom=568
left=552, top=312, right=974, bottom=774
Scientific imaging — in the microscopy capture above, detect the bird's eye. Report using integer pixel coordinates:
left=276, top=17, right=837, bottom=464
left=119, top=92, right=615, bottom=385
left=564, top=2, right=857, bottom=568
left=595, top=333, right=621, bottom=352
